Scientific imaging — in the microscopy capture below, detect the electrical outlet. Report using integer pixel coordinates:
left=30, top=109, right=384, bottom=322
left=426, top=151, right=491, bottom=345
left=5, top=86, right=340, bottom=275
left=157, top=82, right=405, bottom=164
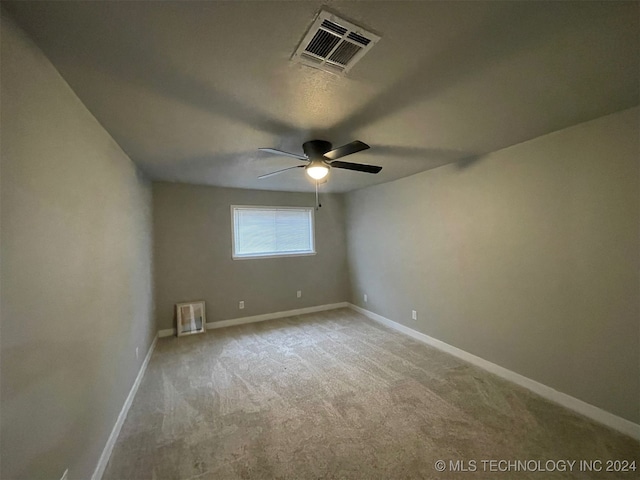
left=411, top=310, right=417, bottom=320
left=239, top=301, right=245, bottom=310
left=135, top=347, right=139, bottom=360
left=60, top=469, right=69, bottom=480
left=297, top=290, right=302, bottom=298
left=364, top=294, right=368, bottom=303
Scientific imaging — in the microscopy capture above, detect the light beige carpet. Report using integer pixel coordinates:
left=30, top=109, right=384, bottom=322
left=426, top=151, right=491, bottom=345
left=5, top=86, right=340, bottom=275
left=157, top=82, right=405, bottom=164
left=103, top=308, right=639, bottom=479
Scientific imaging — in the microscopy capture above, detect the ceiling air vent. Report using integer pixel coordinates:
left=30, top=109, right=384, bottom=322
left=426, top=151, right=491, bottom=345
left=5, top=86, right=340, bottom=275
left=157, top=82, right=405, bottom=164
left=292, top=10, right=380, bottom=75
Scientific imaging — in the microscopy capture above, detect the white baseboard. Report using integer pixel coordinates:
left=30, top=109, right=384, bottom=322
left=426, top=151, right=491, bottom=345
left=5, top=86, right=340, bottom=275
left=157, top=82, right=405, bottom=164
left=158, top=328, right=174, bottom=338
left=92, top=333, right=158, bottom=480
left=158, top=302, right=350, bottom=337
left=349, top=304, right=640, bottom=441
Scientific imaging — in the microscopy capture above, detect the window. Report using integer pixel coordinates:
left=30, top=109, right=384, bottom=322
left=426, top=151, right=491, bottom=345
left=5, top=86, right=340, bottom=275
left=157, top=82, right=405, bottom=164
left=231, top=206, right=315, bottom=259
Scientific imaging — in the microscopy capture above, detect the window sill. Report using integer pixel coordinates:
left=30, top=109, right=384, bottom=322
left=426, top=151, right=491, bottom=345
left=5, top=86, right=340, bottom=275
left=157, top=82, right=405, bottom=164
left=232, top=252, right=317, bottom=260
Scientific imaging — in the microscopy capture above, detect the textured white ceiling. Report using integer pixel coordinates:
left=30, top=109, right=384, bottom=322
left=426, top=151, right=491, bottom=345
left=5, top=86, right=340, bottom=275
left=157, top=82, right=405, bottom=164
left=4, top=1, right=639, bottom=192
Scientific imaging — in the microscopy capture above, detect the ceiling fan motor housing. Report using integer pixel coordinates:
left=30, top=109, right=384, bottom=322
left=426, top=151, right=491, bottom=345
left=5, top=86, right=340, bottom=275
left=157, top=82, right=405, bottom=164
left=303, top=140, right=332, bottom=160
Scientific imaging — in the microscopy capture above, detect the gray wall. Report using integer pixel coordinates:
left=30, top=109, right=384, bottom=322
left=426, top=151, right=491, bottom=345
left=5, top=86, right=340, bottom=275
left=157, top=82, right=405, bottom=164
left=153, top=183, right=350, bottom=330
left=1, top=16, right=155, bottom=480
left=346, top=107, right=639, bottom=423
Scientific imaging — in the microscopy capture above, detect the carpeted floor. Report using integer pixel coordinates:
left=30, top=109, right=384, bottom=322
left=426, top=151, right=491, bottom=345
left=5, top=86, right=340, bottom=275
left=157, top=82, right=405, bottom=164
left=103, top=308, right=639, bottom=479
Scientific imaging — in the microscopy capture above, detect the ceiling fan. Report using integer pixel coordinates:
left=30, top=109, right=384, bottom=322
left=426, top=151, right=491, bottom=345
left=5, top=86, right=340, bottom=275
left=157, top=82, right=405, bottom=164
left=258, top=140, right=382, bottom=181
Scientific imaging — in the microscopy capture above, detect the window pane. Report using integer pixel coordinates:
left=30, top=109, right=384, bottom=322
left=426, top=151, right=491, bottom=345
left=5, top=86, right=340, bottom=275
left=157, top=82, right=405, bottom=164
left=233, top=207, right=314, bottom=258
left=236, top=209, right=277, bottom=255
left=275, top=210, right=311, bottom=252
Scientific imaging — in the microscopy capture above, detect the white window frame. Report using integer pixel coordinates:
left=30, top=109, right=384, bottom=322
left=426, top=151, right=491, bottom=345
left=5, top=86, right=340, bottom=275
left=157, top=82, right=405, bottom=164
left=230, top=205, right=316, bottom=260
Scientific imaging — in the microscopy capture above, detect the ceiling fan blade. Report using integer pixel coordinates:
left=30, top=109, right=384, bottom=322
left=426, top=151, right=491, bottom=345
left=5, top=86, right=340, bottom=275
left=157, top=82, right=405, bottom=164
left=330, top=161, right=382, bottom=174
left=258, top=148, right=307, bottom=160
left=258, top=165, right=305, bottom=179
left=323, top=141, right=370, bottom=161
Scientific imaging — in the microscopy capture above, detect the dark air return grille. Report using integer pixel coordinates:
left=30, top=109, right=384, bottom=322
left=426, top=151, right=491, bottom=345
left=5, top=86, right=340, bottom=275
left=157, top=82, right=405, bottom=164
left=292, top=10, right=381, bottom=75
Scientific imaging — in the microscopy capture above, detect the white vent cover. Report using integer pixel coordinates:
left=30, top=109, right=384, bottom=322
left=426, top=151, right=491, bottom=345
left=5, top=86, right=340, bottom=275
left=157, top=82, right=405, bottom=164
left=292, top=10, right=380, bottom=75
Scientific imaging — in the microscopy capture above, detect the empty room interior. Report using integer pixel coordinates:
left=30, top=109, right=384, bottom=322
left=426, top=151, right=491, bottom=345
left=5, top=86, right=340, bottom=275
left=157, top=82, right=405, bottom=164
left=1, top=1, right=639, bottom=479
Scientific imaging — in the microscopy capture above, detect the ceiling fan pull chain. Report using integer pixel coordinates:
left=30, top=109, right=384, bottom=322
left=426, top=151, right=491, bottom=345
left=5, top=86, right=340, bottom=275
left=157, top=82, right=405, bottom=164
left=315, top=180, right=322, bottom=210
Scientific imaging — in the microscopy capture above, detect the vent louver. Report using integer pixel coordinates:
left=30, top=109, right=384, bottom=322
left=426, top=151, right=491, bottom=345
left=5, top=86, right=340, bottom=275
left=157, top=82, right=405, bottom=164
left=321, top=19, right=347, bottom=36
left=292, top=10, right=380, bottom=76
left=347, top=32, right=371, bottom=46
left=305, top=29, right=341, bottom=58
left=329, top=41, right=361, bottom=65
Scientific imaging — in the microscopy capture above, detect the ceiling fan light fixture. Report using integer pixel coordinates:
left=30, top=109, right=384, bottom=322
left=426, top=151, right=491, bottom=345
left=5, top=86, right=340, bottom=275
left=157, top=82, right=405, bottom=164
left=306, top=161, right=329, bottom=180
